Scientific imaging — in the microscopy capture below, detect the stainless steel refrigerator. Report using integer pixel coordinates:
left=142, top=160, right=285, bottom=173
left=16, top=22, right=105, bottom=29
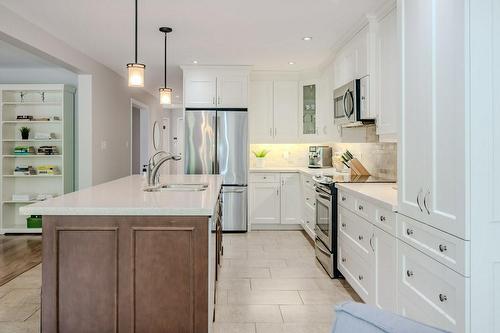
left=184, top=108, right=248, bottom=232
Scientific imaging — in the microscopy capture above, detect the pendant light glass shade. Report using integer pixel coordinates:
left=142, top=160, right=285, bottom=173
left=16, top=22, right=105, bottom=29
left=127, top=63, right=145, bottom=87
left=127, top=0, right=145, bottom=87
left=159, top=87, right=172, bottom=105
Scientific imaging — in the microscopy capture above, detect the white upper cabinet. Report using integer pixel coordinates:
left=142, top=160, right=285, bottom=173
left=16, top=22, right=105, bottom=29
left=280, top=173, right=301, bottom=225
left=216, top=73, right=248, bottom=108
left=398, top=0, right=466, bottom=239
left=273, top=81, right=299, bottom=142
left=182, top=67, right=249, bottom=109
left=249, top=81, right=274, bottom=143
left=374, top=8, right=399, bottom=140
left=184, top=71, right=217, bottom=108
left=334, top=26, right=369, bottom=89
left=249, top=79, right=298, bottom=143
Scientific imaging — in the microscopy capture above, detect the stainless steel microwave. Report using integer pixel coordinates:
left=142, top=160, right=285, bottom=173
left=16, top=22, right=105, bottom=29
left=333, top=76, right=371, bottom=125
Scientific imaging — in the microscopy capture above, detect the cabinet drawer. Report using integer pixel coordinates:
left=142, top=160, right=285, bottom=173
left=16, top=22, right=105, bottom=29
left=397, top=214, right=469, bottom=276
left=303, top=188, right=316, bottom=210
left=375, top=207, right=396, bottom=236
left=301, top=174, right=315, bottom=191
left=338, top=206, right=372, bottom=257
left=338, top=234, right=372, bottom=303
left=397, top=241, right=467, bottom=333
left=338, top=190, right=355, bottom=211
left=354, top=198, right=376, bottom=223
left=249, top=172, right=279, bottom=183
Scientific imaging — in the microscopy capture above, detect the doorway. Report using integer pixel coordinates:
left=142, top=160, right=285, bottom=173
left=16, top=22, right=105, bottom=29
left=131, top=100, right=149, bottom=175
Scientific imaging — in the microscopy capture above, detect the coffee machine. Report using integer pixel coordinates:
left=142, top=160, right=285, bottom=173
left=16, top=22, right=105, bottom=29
left=308, top=146, right=333, bottom=168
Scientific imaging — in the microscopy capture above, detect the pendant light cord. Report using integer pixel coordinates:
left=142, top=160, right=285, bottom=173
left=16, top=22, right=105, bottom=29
left=135, top=0, right=138, bottom=63
left=164, top=32, right=167, bottom=88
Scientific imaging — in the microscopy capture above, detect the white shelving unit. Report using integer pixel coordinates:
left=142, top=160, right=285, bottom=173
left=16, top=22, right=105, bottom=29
left=0, top=84, right=75, bottom=234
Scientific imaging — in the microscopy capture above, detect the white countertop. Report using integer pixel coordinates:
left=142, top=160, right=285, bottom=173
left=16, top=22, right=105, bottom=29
left=249, top=166, right=347, bottom=177
left=20, top=174, right=223, bottom=216
left=335, top=183, right=398, bottom=211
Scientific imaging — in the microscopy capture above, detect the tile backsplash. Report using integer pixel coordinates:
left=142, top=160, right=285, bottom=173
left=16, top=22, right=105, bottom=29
left=250, top=142, right=397, bottom=179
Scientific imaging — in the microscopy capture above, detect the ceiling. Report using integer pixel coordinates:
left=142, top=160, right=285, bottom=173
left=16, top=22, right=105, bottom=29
left=0, top=39, right=58, bottom=68
left=0, top=0, right=384, bottom=100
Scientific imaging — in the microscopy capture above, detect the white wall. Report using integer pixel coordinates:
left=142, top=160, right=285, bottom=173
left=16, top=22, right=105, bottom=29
left=0, top=67, right=78, bottom=85
left=0, top=4, right=162, bottom=187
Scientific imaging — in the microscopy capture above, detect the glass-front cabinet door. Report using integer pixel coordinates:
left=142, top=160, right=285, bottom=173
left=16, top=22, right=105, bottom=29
left=302, top=84, right=316, bottom=135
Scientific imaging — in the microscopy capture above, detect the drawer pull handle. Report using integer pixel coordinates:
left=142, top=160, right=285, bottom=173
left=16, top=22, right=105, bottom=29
left=406, top=270, right=414, bottom=277
left=439, top=244, right=447, bottom=252
left=358, top=205, right=364, bottom=211
left=342, top=223, right=346, bottom=228
left=380, top=216, right=386, bottom=222
left=358, top=275, right=364, bottom=281
left=342, top=196, right=347, bottom=201
left=406, top=228, right=414, bottom=236
left=358, top=235, right=364, bottom=241
left=342, top=257, right=346, bottom=263
left=439, top=294, right=448, bottom=302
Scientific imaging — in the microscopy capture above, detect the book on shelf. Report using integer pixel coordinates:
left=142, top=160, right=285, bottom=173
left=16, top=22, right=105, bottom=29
left=13, top=146, right=36, bottom=155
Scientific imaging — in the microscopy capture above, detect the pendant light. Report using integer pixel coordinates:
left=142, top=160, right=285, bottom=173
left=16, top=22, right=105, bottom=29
left=159, top=27, right=173, bottom=105
left=127, top=0, right=145, bottom=87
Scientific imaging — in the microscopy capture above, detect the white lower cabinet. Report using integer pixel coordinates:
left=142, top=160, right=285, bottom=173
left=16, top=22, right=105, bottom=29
left=249, top=172, right=301, bottom=227
left=337, top=189, right=397, bottom=311
left=397, top=240, right=468, bottom=332
left=248, top=182, right=281, bottom=225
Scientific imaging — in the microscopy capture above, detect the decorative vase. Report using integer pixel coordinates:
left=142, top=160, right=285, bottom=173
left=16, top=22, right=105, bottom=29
left=255, top=157, right=265, bottom=168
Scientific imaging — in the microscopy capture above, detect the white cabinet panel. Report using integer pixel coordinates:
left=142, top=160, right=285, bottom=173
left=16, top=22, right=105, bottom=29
left=217, top=74, right=248, bottom=108
left=184, top=72, right=217, bottom=108
left=280, top=173, right=301, bottom=225
left=376, top=8, right=399, bottom=139
left=248, top=182, right=280, bottom=225
left=399, top=0, right=467, bottom=239
left=372, top=227, right=397, bottom=312
left=398, top=0, right=432, bottom=224
left=249, top=81, right=274, bottom=143
left=273, top=81, right=299, bottom=142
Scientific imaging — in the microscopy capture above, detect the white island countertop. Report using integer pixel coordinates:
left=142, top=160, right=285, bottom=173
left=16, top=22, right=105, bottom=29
left=20, top=174, right=223, bottom=216
left=335, top=183, right=398, bottom=212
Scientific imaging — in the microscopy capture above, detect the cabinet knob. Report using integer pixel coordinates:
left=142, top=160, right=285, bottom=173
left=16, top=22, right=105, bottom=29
left=263, top=176, right=267, bottom=179
left=439, top=294, right=448, bottom=302
left=358, top=235, right=364, bottom=241
left=439, top=244, right=447, bottom=252
left=341, top=223, right=346, bottom=228
left=342, top=196, right=347, bottom=201
left=406, top=270, right=414, bottom=277
left=380, top=216, right=386, bottom=222
left=342, top=257, right=346, bottom=263
left=406, top=228, right=414, bottom=236
left=358, top=205, right=364, bottom=211
left=358, top=275, right=364, bottom=281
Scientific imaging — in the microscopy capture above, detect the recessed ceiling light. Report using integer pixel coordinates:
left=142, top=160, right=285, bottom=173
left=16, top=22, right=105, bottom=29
left=192, top=60, right=198, bottom=64
left=303, top=37, right=312, bottom=41
left=288, top=61, right=295, bottom=65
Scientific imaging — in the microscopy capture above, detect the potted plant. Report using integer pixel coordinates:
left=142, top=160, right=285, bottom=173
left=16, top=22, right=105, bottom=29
left=20, top=127, right=30, bottom=140
left=252, top=149, right=270, bottom=168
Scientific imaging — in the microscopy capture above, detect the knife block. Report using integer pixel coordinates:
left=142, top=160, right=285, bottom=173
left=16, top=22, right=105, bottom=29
left=349, top=158, right=371, bottom=176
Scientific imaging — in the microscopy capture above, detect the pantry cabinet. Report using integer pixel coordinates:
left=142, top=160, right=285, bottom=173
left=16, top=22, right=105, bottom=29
left=398, top=0, right=466, bottom=239
left=182, top=67, right=250, bottom=109
left=248, top=80, right=298, bottom=143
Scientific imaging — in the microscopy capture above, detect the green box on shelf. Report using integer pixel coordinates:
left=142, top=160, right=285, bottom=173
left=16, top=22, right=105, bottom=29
left=27, top=215, right=42, bottom=229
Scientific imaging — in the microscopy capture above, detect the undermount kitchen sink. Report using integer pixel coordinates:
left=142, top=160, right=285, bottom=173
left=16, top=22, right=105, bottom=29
left=144, top=183, right=209, bottom=192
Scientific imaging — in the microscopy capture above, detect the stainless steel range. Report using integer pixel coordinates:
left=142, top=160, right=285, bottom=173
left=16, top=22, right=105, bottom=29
left=313, top=174, right=396, bottom=278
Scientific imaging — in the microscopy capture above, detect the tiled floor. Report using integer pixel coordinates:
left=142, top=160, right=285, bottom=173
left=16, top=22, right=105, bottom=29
left=214, top=231, right=361, bottom=333
left=0, top=231, right=360, bottom=333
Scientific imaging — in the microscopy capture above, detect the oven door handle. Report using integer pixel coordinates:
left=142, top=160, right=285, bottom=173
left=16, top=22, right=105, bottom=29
left=315, top=239, right=331, bottom=256
left=316, top=193, right=331, bottom=201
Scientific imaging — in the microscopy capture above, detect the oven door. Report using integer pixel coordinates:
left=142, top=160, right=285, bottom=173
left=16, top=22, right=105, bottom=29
left=315, top=188, right=333, bottom=251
